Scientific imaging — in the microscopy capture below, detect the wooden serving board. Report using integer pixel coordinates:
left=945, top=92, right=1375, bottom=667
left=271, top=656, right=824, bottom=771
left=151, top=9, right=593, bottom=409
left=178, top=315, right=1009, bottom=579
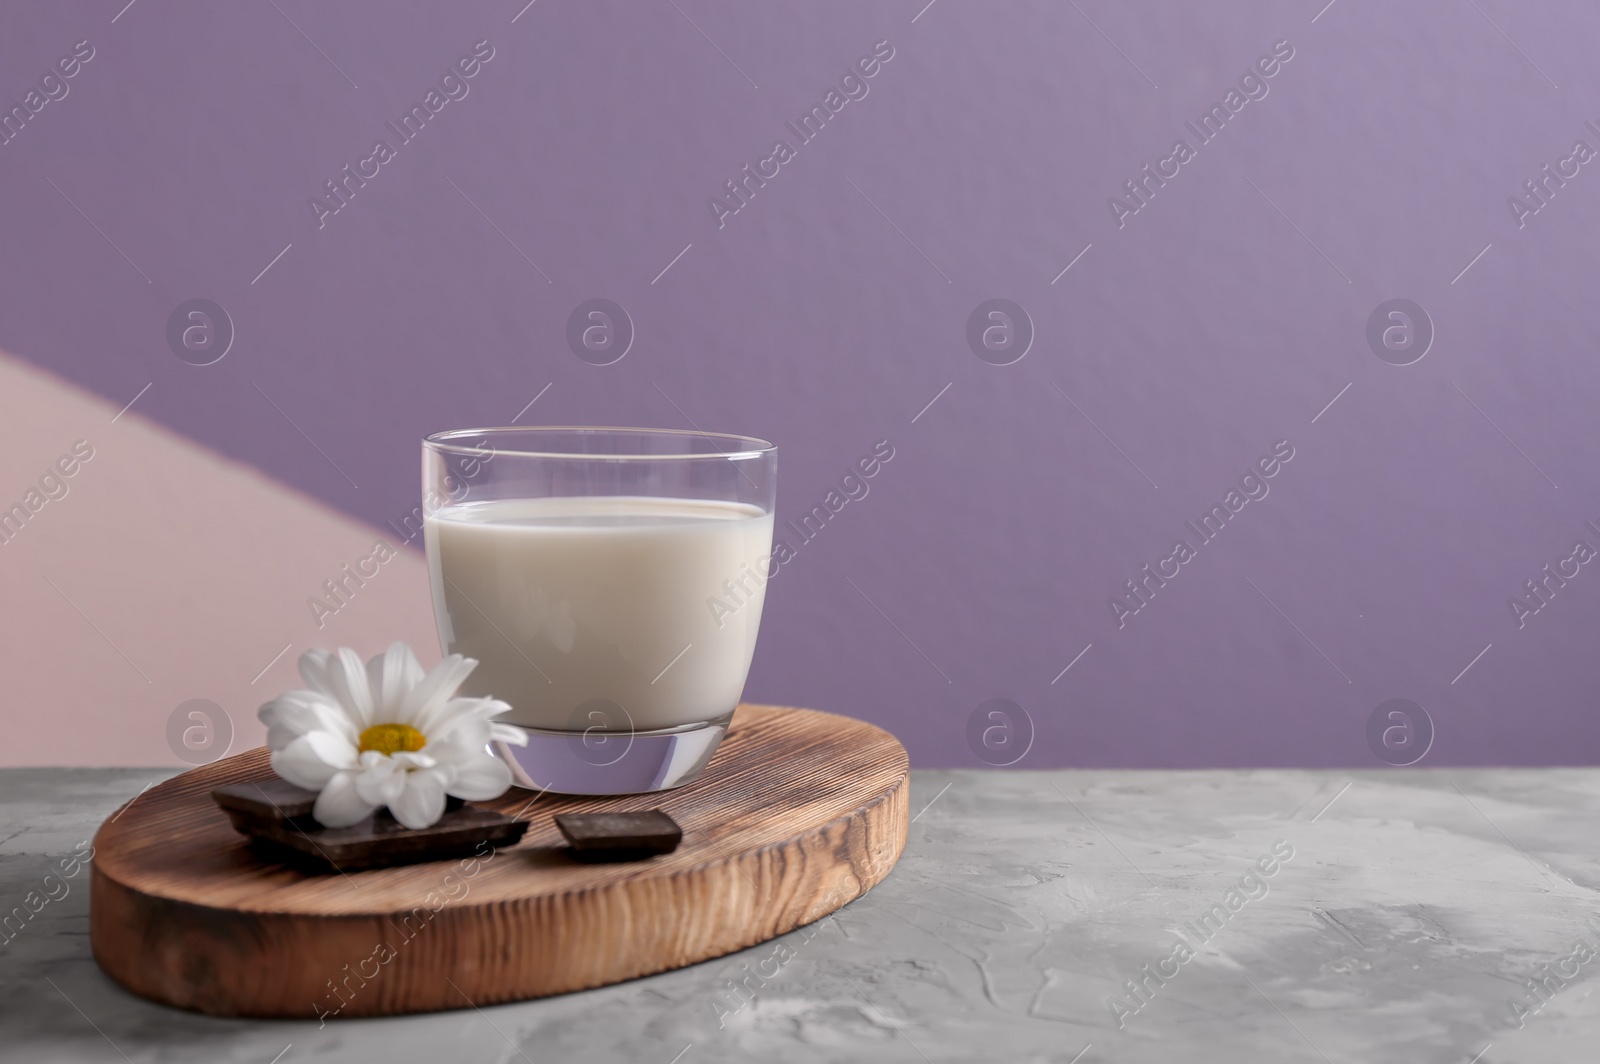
left=90, top=704, right=908, bottom=1018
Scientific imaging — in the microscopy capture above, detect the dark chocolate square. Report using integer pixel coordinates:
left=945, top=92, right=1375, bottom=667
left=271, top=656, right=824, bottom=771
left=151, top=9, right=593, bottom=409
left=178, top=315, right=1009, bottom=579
left=554, top=810, right=683, bottom=862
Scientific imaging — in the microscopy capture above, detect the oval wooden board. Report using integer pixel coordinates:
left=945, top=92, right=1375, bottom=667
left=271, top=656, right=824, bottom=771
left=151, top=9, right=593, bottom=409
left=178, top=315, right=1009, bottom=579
left=90, top=704, right=908, bottom=1018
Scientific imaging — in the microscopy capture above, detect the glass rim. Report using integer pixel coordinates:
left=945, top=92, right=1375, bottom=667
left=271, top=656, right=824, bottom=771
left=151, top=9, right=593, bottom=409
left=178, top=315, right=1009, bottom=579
left=422, top=425, right=776, bottom=461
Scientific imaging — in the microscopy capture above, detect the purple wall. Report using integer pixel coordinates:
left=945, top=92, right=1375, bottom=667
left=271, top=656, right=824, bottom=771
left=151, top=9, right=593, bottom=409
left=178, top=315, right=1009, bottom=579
left=3, top=0, right=1598, bottom=767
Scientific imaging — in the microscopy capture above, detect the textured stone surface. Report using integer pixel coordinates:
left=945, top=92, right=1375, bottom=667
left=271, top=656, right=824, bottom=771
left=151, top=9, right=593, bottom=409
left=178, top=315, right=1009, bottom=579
left=4, top=766, right=1599, bottom=1062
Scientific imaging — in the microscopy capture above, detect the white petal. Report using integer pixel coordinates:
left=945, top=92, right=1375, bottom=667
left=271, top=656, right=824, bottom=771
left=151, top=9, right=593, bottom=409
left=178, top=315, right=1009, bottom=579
left=326, top=647, right=375, bottom=726
left=271, top=731, right=353, bottom=789
left=459, top=695, right=514, bottom=720
left=428, top=713, right=492, bottom=750
left=258, top=690, right=355, bottom=750
left=400, top=655, right=479, bottom=728
left=297, top=648, right=335, bottom=695
left=364, top=659, right=388, bottom=718
left=388, top=770, right=447, bottom=829
left=489, top=723, right=529, bottom=747
left=420, top=696, right=511, bottom=747
left=271, top=747, right=331, bottom=790
left=305, top=729, right=360, bottom=770
left=354, top=760, right=407, bottom=805
left=422, top=732, right=481, bottom=765
left=445, top=754, right=512, bottom=801
left=366, top=642, right=424, bottom=719
left=460, top=696, right=516, bottom=723
left=390, top=751, right=437, bottom=770
left=313, top=771, right=376, bottom=828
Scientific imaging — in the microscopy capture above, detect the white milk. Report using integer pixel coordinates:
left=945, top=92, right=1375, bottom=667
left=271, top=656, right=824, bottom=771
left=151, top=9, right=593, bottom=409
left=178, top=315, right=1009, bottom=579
left=424, top=496, right=774, bottom=731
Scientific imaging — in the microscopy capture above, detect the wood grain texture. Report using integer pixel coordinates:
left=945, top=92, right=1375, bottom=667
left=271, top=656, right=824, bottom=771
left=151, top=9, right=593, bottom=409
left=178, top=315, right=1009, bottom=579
left=89, top=704, right=909, bottom=1018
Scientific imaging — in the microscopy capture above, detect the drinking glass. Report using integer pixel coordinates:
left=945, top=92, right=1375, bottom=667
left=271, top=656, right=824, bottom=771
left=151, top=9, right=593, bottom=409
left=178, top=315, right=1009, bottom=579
left=421, top=426, right=776, bottom=794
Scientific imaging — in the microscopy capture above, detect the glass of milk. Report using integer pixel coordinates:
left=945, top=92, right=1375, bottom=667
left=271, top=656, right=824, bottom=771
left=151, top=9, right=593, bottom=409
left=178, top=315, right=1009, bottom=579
left=422, top=427, right=776, bottom=795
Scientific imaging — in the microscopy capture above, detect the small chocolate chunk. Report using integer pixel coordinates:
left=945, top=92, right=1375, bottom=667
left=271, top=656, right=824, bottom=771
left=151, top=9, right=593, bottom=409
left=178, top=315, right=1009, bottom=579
left=214, top=779, right=466, bottom=827
left=213, top=778, right=322, bottom=823
left=554, top=810, right=683, bottom=862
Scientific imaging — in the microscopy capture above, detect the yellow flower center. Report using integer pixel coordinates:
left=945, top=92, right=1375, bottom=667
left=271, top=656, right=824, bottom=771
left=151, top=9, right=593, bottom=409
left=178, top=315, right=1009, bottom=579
left=357, top=722, right=426, bottom=756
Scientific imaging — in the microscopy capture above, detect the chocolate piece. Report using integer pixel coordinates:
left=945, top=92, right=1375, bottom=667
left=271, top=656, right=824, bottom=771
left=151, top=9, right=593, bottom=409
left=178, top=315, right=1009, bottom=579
left=211, top=780, right=517, bottom=874
left=213, top=780, right=463, bottom=826
left=554, top=810, right=683, bottom=862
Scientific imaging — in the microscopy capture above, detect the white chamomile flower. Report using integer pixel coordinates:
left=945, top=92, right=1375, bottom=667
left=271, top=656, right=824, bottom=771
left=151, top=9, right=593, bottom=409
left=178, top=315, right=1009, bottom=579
left=257, top=642, right=527, bottom=830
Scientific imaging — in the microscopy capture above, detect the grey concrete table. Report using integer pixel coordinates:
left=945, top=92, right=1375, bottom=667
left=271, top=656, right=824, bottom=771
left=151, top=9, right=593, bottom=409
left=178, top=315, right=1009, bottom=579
left=4, top=767, right=1599, bottom=1063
